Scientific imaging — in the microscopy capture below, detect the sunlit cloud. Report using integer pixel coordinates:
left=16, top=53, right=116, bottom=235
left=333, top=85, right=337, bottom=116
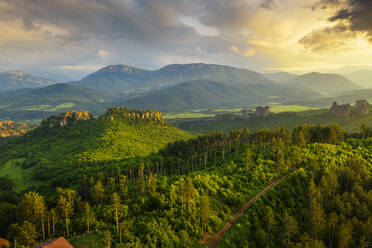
left=244, top=49, right=256, bottom=57
left=229, top=46, right=239, bottom=53
left=1, top=0, right=372, bottom=79
left=98, top=50, right=108, bottom=56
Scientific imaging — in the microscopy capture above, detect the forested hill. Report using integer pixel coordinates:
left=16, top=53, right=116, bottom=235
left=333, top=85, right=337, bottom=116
left=0, top=120, right=371, bottom=247
left=0, top=107, right=191, bottom=191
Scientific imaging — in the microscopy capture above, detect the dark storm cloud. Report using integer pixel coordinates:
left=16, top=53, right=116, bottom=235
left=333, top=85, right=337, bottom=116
left=299, top=24, right=356, bottom=51
left=0, top=0, right=198, bottom=43
left=299, top=0, right=372, bottom=51
left=0, top=0, right=275, bottom=79
left=316, top=0, right=372, bottom=39
left=260, top=0, right=277, bottom=10
left=199, top=0, right=256, bottom=32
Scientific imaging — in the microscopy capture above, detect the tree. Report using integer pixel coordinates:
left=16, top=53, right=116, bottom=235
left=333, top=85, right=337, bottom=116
left=185, top=178, right=195, bottom=212
left=327, top=212, right=338, bottom=248
left=57, top=188, right=76, bottom=236
left=112, top=192, right=120, bottom=233
left=308, top=180, right=326, bottom=240
left=200, top=194, right=210, bottom=232
left=246, top=147, right=252, bottom=169
left=295, top=130, right=306, bottom=147
left=104, top=230, right=111, bottom=248
left=92, top=180, right=105, bottom=204
left=9, top=221, right=37, bottom=248
left=291, top=146, right=302, bottom=168
left=139, top=163, right=145, bottom=193
left=337, top=222, right=352, bottom=248
left=282, top=209, right=297, bottom=247
left=179, top=178, right=185, bottom=214
left=119, top=175, right=128, bottom=197
left=49, top=208, right=57, bottom=237
left=265, top=207, right=275, bottom=248
left=21, top=192, right=46, bottom=240
left=84, top=202, right=92, bottom=233
left=360, top=123, right=367, bottom=139
left=109, top=177, right=115, bottom=193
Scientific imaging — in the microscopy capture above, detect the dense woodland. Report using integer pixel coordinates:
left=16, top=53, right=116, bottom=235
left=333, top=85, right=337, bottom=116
left=0, top=115, right=371, bottom=247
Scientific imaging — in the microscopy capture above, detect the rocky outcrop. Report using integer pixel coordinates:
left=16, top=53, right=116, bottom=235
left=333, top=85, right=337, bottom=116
left=44, top=111, right=93, bottom=128
left=241, top=106, right=270, bottom=119
left=101, top=107, right=164, bottom=123
left=330, top=102, right=352, bottom=117
left=0, top=120, right=31, bottom=137
left=330, top=99, right=369, bottom=117
left=355, top=99, right=369, bottom=115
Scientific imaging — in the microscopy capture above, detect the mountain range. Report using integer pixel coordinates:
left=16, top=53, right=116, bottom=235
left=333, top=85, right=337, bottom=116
left=0, top=63, right=370, bottom=119
left=345, top=70, right=372, bottom=88
left=0, top=71, right=58, bottom=92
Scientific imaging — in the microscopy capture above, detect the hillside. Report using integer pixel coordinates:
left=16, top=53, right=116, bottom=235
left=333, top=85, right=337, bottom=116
left=263, top=71, right=298, bottom=83
left=0, top=122, right=370, bottom=247
left=345, top=70, right=372, bottom=88
left=288, top=88, right=372, bottom=107
left=74, top=65, right=151, bottom=95
left=73, top=63, right=320, bottom=101
left=0, top=83, right=112, bottom=120
left=0, top=108, right=191, bottom=191
left=119, top=80, right=269, bottom=112
left=288, top=72, right=360, bottom=95
left=0, top=71, right=58, bottom=92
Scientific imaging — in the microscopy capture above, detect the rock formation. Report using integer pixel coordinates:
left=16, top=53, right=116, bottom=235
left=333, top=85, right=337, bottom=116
left=330, top=99, right=370, bottom=117
left=241, top=106, right=270, bottom=119
left=101, top=107, right=164, bottom=123
left=330, top=102, right=352, bottom=117
left=355, top=99, right=369, bottom=115
left=44, top=111, right=93, bottom=128
left=0, top=120, right=31, bottom=137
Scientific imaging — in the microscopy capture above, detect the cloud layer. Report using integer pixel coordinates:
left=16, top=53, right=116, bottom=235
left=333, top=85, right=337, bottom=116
left=0, top=0, right=372, bottom=80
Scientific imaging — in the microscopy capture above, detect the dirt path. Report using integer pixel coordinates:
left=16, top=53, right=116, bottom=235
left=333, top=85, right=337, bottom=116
left=206, top=176, right=286, bottom=248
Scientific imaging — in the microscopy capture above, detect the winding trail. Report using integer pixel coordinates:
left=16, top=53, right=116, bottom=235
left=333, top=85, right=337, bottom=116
left=206, top=176, right=286, bottom=248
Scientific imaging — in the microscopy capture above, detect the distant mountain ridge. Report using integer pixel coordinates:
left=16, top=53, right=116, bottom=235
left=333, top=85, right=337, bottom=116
left=73, top=63, right=320, bottom=102
left=263, top=72, right=298, bottom=83
left=119, top=80, right=269, bottom=112
left=73, top=63, right=288, bottom=91
left=287, top=72, right=360, bottom=95
left=0, top=71, right=58, bottom=92
left=0, top=83, right=111, bottom=120
left=345, top=70, right=372, bottom=88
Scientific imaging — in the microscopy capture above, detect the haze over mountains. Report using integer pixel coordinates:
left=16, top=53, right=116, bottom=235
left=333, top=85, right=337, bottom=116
left=0, top=71, right=58, bottom=92
left=0, top=63, right=371, bottom=119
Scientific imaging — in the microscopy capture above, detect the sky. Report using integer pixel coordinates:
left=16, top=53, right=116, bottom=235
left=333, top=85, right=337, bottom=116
left=1, top=0, right=372, bottom=81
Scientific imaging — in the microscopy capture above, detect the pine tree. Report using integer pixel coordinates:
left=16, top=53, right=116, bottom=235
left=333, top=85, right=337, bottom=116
left=92, top=180, right=105, bottom=204
left=200, top=194, right=210, bottom=232
left=57, top=188, right=75, bottom=237
left=112, top=193, right=120, bottom=233
left=84, top=202, right=91, bottom=233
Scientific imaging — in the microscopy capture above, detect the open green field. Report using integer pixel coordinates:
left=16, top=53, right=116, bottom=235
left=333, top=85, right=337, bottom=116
left=163, top=112, right=215, bottom=119
left=0, top=158, right=39, bottom=192
left=164, top=105, right=321, bottom=119
left=269, top=104, right=322, bottom=113
left=213, top=105, right=321, bottom=114
left=173, top=108, right=372, bottom=134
